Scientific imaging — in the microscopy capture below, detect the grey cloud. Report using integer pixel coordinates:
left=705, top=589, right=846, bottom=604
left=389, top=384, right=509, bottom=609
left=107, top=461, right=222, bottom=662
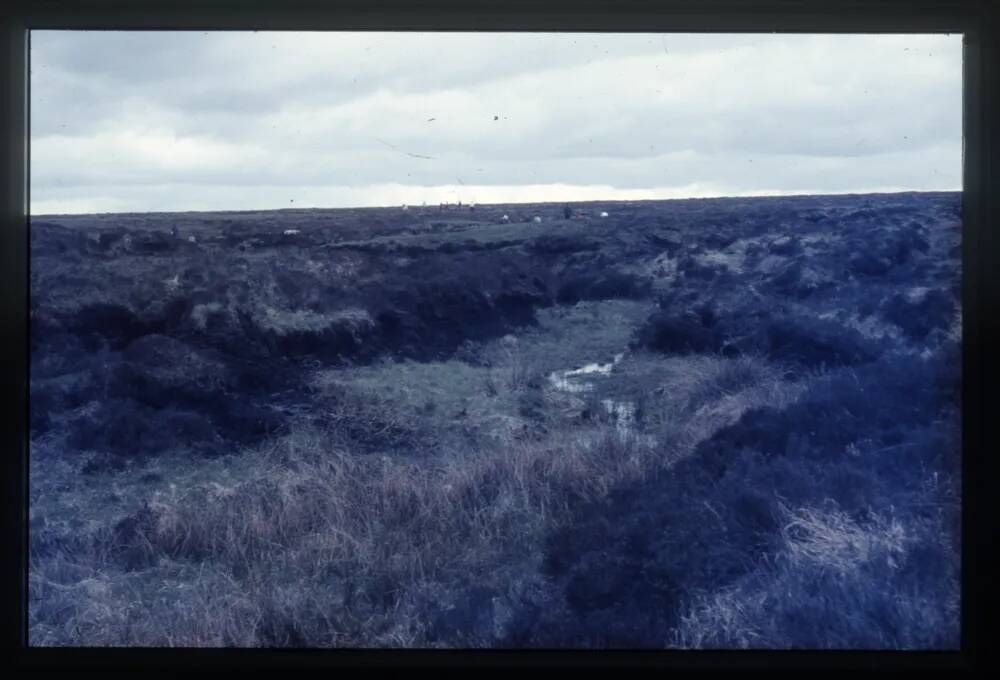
left=29, top=31, right=962, bottom=214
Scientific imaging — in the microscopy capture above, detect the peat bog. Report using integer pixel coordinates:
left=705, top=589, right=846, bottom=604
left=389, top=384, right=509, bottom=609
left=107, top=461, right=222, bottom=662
left=28, top=192, right=961, bottom=648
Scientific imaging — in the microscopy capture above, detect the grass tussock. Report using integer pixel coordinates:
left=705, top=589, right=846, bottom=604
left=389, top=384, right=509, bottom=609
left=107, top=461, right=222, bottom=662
left=672, top=503, right=958, bottom=650
left=30, top=348, right=804, bottom=647
left=29, top=326, right=958, bottom=649
left=29, top=340, right=827, bottom=648
left=517, top=346, right=960, bottom=650
left=30, top=419, right=663, bottom=647
left=621, top=352, right=806, bottom=450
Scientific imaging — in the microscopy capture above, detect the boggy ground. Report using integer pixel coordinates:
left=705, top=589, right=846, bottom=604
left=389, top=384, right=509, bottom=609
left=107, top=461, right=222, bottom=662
left=29, top=192, right=961, bottom=648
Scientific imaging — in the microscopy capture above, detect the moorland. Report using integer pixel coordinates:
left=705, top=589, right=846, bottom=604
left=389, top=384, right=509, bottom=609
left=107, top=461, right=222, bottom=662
left=29, top=192, right=961, bottom=648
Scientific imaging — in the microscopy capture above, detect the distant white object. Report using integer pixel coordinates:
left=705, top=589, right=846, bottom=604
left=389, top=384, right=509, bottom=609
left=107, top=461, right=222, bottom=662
left=533, top=216, right=543, bottom=223
left=283, top=229, right=300, bottom=236
left=501, top=214, right=510, bottom=223
left=599, top=211, right=609, bottom=218
left=187, top=235, right=197, bottom=243
left=402, top=204, right=409, bottom=211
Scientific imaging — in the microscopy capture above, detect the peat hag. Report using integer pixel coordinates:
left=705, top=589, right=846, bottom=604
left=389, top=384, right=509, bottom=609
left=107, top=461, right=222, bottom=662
left=29, top=192, right=961, bottom=648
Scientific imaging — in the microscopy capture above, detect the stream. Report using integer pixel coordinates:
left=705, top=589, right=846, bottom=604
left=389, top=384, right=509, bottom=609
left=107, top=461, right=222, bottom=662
left=547, top=352, right=638, bottom=434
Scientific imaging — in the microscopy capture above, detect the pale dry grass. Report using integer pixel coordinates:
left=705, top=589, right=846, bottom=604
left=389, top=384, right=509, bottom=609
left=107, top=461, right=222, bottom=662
left=780, top=503, right=909, bottom=573
left=633, top=352, right=807, bottom=459
left=31, top=420, right=662, bottom=646
left=672, top=504, right=957, bottom=650
left=30, top=348, right=809, bottom=647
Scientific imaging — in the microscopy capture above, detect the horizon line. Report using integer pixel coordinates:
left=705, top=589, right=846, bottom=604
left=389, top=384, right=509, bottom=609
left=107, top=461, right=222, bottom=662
left=30, top=188, right=961, bottom=219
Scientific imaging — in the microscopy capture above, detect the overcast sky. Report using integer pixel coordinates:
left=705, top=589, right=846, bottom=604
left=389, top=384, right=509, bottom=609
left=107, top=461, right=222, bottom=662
left=29, top=31, right=962, bottom=215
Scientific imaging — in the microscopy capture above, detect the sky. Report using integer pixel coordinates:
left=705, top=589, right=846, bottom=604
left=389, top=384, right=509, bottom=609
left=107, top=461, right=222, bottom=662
left=29, top=31, right=962, bottom=215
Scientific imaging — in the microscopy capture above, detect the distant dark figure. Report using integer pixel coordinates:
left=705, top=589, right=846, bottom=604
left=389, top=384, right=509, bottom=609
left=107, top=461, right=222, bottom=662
left=170, top=225, right=179, bottom=238
left=563, top=205, right=572, bottom=220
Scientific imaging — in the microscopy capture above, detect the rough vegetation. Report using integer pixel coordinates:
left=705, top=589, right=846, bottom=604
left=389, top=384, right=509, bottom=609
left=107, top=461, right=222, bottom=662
left=29, top=192, right=961, bottom=648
